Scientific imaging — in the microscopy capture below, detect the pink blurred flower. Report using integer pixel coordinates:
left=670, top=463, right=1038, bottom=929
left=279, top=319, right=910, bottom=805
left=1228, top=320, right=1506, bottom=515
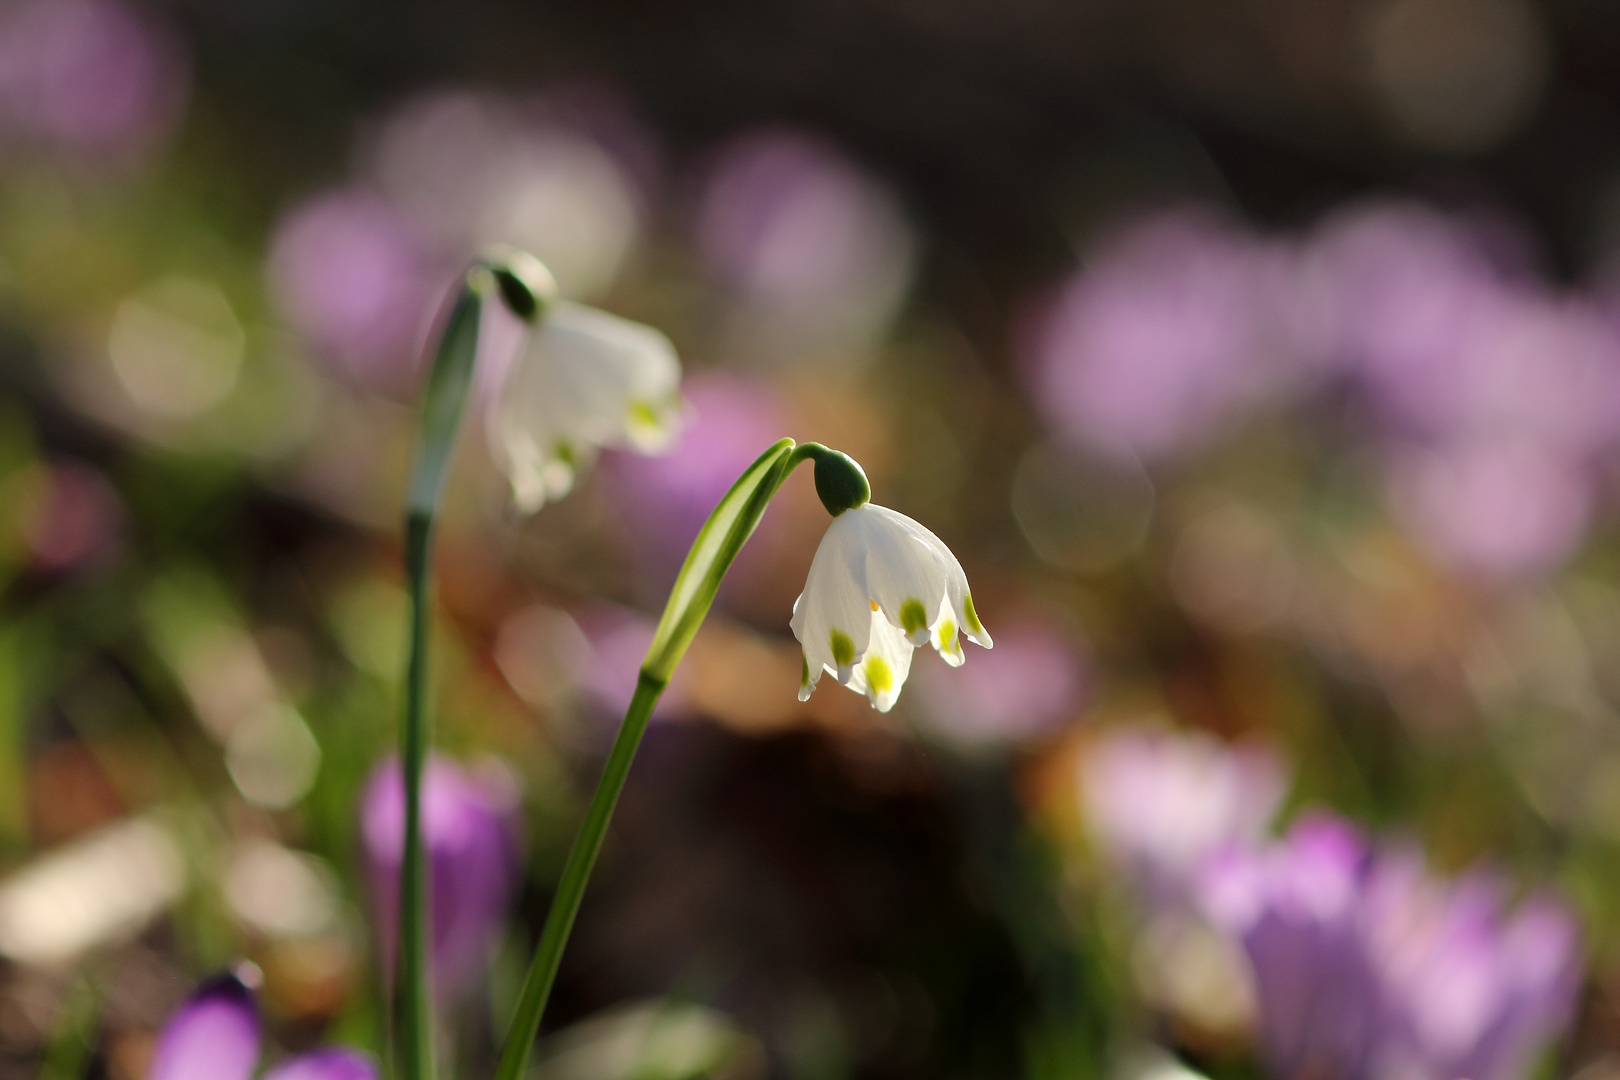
left=12, top=460, right=121, bottom=573
left=1302, top=201, right=1508, bottom=400
left=267, top=188, right=443, bottom=395
left=367, top=89, right=646, bottom=300
left=1081, top=727, right=1287, bottom=899
left=1027, top=210, right=1293, bottom=461
left=1201, top=813, right=1581, bottom=1080
left=910, top=614, right=1086, bottom=747
left=1387, top=437, right=1593, bottom=579
left=696, top=128, right=913, bottom=350
left=0, top=0, right=186, bottom=158
left=604, top=374, right=785, bottom=598
left=361, top=755, right=521, bottom=1002
left=149, top=970, right=377, bottom=1080
left=574, top=604, right=691, bottom=723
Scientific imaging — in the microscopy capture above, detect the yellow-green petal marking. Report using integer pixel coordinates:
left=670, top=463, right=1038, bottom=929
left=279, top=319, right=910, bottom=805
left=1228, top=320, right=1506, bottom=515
left=830, top=630, right=855, bottom=669
left=900, top=598, right=928, bottom=637
left=864, top=654, right=894, bottom=695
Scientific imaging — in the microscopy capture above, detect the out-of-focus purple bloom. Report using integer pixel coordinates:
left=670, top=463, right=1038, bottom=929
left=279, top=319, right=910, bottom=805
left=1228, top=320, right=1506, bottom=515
left=1387, top=437, right=1593, bottom=579
left=1305, top=201, right=1620, bottom=579
left=260, top=1050, right=380, bottom=1080
left=696, top=128, right=913, bottom=352
left=1081, top=727, right=1287, bottom=900
left=13, top=459, right=121, bottom=573
left=360, top=755, right=521, bottom=1001
left=0, top=0, right=185, bottom=158
left=1201, top=816, right=1381, bottom=1079
left=148, top=972, right=261, bottom=1080
left=605, top=374, right=785, bottom=596
left=1304, top=201, right=1620, bottom=451
left=1201, top=813, right=1582, bottom=1080
left=1363, top=854, right=1583, bottom=1080
left=1027, top=210, right=1294, bottom=461
left=1436, top=294, right=1620, bottom=455
left=574, top=604, right=691, bottom=723
left=149, top=970, right=377, bottom=1080
left=1302, top=201, right=1508, bottom=405
left=910, top=614, right=1086, bottom=747
left=368, top=89, right=645, bottom=299
left=267, top=188, right=443, bottom=395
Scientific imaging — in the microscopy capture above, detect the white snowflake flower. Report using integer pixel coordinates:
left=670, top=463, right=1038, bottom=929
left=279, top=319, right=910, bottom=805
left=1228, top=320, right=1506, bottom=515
left=488, top=299, right=682, bottom=512
left=791, top=503, right=991, bottom=711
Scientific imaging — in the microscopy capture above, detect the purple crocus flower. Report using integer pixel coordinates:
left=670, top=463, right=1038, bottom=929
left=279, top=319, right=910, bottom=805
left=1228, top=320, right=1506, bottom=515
left=360, top=755, right=521, bottom=1002
left=1025, top=210, right=1294, bottom=462
left=1081, top=727, right=1287, bottom=902
left=1201, top=813, right=1581, bottom=1080
left=148, top=970, right=377, bottom=1080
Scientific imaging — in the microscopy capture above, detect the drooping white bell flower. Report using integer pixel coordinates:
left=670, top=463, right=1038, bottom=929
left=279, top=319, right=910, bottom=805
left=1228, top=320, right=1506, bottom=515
left=791, top=502, right=992, bottom=712
left=488, top=297, right=683, bottom=512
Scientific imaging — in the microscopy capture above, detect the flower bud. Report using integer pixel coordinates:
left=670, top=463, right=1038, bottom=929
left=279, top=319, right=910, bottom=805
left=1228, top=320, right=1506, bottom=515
left=803, top=444, right=870, bottom=516
left=482, top=245, right=558, bottom=324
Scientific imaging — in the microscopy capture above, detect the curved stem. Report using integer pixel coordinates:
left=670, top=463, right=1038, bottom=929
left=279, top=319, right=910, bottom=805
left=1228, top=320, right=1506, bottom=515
left=396, top=268, right=489, bottom=1080
left=495, top=438, right=820, bottom=1080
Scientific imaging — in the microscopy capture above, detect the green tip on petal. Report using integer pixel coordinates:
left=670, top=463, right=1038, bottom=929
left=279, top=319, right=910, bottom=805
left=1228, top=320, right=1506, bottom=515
left=864, top=654, right=893, bottom=695
left=800, top=654, right=810, bottom=688
left=963, top=594, right=983, bottom=635
left=899, top=599, right=928, bottom=638
left=482, top=246, right=558, bottom=323
left=829, top=629, right=855, bottom=669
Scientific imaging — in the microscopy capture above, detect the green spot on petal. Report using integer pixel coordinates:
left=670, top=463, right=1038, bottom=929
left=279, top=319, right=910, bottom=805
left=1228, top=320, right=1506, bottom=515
left=864, top=654, right=893, bottom=694
left=963, top=594, right=983, bottom=634
left=939, top=619, right=958, bottom=652
left=830, top=630, right=855, bottom=668
left=551, top=440, right=578, bottom=468
left=628, top=399, right=662, bottom=431
left=800, top=654, right=810, bottom=687
left=899, top=598, right=928, bottom=636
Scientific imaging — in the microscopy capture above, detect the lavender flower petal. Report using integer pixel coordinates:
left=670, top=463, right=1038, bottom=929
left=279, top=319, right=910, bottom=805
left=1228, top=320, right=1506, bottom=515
left=361, top=755, right=520, bottom=1001
left=260, top=1048, right=381, bottom=1080
left=147, top=972, right=260, bottom=1080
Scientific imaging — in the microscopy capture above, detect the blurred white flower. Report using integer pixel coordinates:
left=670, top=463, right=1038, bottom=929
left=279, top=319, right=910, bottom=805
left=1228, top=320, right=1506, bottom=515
left=487, top=299, right=682, bottom=512
left=791, top=503, right=991, bottom=712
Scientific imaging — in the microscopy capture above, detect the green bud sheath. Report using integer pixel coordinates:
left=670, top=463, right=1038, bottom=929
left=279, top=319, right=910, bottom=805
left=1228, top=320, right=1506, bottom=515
left=482, top=245, right=558, bottom=324
left=802, top=444, right=871, bottom=516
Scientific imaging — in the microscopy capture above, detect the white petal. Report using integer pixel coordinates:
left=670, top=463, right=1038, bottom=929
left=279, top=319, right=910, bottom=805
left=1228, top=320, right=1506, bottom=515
left=870, top=506, right=992, bottom=650
left=486, top=301, right=681, bottom=511
left=543, top=302, right=682, bottom=450
left=929, top=587, right=966, bottom=666
left=790, top=512, right=874, bottom=687
left=854, top=505, right=947, bottom=645
left=841, top=607, right=915, bottom=712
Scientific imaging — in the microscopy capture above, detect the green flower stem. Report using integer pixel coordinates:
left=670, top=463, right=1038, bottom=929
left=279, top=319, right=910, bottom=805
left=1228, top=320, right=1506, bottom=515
left=397, top=509, right=436, bottom=1080
left=396, top=262, right=496, bottom=1080
left=494, top=438, right=843, bottom=1080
